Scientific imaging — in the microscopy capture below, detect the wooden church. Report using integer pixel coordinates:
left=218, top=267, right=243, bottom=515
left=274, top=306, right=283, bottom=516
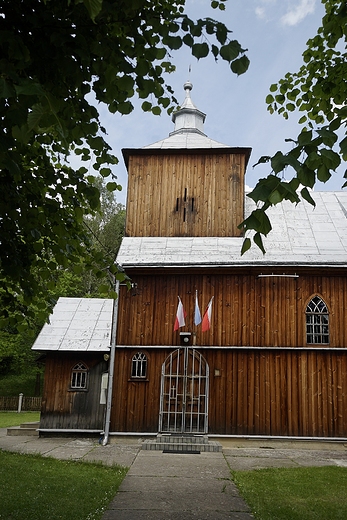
left=33, top=82, right=347, bottom=440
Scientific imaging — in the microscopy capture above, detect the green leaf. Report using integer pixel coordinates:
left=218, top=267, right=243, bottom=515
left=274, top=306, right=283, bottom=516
left=320, top=148, right=341, bottom=170
left=163, top=35, right=182, bottom=50
left=271, top=152, right=286, bottom=174
left=230, top=55, right=250, bottom=75
left=0, top=78, right=15, bottom=98
left=253, top=232, right=266, bottom=254
left=151, top=106, right=161, bottom=115
left=317, top=127, right=338, bottom=147
left=27, top=103, right=46, bottom=130
left=253, top=233, right=265, bottom=255
left=182, top=34, right=194, bottom=47
left=142, top=101, right=152, bottom=112
left=241, top=237, right=251, bottom=256
left=117, top=101, right=133, bottom=115
left=298, top=130, right=313, bottom=146
left=192, top=43, right=209, bottom=59
left=297, top=165, right=316, bottom=188
left=106, top=182, right=119, bottom=191
left=301, top=187, right=316, bottom=207
left=220, top=40, right=241, bottom=61
left=12, top=125, right=31, bottom=144
left=14, top=81, right=44, bottom=97
left=339, top=136, right=347, bottom=159
left=268, top=189, right=283, bottom=205
left=305, top=151, right=321, bottom=170
left=100, top=167, right=112, bottom=177
left=317, top=164, right=331, bottom=183
left=82, top=0, right=103, bottom=21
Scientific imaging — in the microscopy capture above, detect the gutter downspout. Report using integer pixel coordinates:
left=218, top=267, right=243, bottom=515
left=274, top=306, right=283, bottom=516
left=102, top=279, right=120, bottom=446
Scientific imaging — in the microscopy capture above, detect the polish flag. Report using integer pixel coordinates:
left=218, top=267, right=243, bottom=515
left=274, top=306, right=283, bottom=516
left=202, top=297, right=214, bottom=332
left=194, top=291, right=202, bottom=326
left=174, top=296, right=186, bottom=331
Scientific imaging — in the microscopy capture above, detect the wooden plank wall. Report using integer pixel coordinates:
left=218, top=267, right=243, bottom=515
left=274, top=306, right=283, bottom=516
left=125, top=152, right=245, bottom=237
left=40, top=353, right=107, bottom=430
left=111, top=347, right=347, bottom=437
left=117, top=273, right=347, bottom=348
left=206, top=349, right=347, bottom=437
left=111, top=348, right=164, bottom=432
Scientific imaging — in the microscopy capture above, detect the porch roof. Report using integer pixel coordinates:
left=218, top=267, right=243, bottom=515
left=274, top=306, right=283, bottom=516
left=117, top=192, right=347, bottom=268
left=32, top=297, right=113, bottom=352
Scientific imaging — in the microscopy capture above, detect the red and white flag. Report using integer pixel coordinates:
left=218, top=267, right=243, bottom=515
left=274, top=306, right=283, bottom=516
left=174, top=296, right=186, bottom=331
left=202, top=297, right=214, bottom=332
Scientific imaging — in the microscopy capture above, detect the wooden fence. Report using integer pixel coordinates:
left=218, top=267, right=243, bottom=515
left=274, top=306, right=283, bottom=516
left=0, top=396, right=42, bottom=411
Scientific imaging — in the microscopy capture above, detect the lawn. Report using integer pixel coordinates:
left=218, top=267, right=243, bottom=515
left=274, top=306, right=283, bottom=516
left=0, top=450, right=127, bottom=520
left=233, top=466, right=347, bottom=520
left=0, top=411, right=40, bottom=427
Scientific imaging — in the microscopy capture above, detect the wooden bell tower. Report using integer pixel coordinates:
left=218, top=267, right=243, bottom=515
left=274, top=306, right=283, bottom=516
left=122, top=81, right=251, bottom=238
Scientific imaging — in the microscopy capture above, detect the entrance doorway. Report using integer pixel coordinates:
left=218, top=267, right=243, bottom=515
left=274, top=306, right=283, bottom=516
left=159, top=348, right=209, bottom=433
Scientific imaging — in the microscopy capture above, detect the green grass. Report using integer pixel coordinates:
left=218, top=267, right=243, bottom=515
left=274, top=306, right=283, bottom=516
left=233, top=466, right=347, bottom=520
left=0, top=450, right=127, bottom=520
left=0, top=411, right=40, bottom=427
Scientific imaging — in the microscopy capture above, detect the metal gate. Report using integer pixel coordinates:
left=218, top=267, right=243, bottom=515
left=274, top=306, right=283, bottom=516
left=159, top=348, right=209, bottom=433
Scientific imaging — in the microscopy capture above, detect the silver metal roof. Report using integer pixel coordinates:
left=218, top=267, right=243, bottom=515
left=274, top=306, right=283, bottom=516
left=142, top=81, right=230, bottom=150
left=32, top=297, right=113, bottom=352
left=116, top=192, right=347, bottom=268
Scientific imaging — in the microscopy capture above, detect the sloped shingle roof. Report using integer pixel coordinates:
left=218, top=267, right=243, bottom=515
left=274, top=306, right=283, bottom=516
left=32, top=297, right=113, bottom=352
left=116, top=192, right=347, bottom=268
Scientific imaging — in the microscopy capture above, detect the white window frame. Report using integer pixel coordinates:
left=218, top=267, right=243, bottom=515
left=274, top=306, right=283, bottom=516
left=131, top=352, right=147, bottom=379
left=71, top=362, right=89, bottom=390
left=305, top=296, right=329, bottom=345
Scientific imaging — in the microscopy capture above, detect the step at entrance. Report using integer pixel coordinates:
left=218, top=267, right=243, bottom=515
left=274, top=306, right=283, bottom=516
left=142, top=434, right=222, bottom=453
left=7, top=421, right=40, bottom=437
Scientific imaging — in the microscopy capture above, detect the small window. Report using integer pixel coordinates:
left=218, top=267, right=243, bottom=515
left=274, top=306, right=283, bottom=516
left=131, top=352, right=147, bottom=378
left=306, top=296, right=329, bottom=344
left=71, top=362, right=88, bottom=390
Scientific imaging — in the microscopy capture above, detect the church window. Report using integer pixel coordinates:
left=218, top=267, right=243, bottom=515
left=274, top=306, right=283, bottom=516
left=71, top=362, right=88, bottom=390
left=131, top=352, right=147, bottom=378
left=306, top=296, right=329, bottom=344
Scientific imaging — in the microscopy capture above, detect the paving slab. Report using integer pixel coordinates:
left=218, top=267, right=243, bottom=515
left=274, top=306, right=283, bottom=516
left=102, top=450, right=253, bottom=519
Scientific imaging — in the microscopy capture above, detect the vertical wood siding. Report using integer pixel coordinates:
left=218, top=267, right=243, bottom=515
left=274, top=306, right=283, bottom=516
left=117, top=273, right=347, bottom=348
left=125, top=152, right=246, bottom=237
left=40, top=353, right=107, bottom=430
left=111, top=270, right=347, bottom=436
left=206, top=349, right=347, bottom=437
left=111, top=348, right=347, bottom=437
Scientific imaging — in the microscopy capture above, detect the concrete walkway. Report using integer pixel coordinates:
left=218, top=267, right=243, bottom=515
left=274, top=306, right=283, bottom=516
left=103, top=449, right=253, bottom=520
left=2, top=428, right=347, bottom=519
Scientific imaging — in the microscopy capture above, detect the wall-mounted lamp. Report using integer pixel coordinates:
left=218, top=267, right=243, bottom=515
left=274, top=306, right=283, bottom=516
left=104, top=354, right=110, bottom=362
left=180, top=332, right=192, bottom=346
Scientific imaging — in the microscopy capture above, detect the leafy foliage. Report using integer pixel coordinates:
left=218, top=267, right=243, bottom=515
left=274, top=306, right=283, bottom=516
left=241, top=0, right=347, bottom=252
left=0, top=180, right=125, bottom=375
left=0, top=0, right=249, bottom=327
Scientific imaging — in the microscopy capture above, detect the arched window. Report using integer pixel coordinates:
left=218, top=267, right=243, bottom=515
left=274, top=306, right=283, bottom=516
left=305, top=296, right=329, bottom=344
left=71, top=362, right=88, bottom=389
left=131, top=352, right=147, bottom=378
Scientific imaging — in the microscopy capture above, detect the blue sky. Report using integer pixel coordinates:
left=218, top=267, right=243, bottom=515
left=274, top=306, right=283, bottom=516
left=95, top=0, right=342, bottom=205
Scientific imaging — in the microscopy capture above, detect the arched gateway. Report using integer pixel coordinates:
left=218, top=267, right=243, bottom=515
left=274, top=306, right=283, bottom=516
left=159, top=348, right=209, bottom=434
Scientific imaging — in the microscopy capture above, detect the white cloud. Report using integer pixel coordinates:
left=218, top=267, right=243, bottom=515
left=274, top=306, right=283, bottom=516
left=255, top=6, right=266, bottom=19
left=281, top=0, right=316, bottom=26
